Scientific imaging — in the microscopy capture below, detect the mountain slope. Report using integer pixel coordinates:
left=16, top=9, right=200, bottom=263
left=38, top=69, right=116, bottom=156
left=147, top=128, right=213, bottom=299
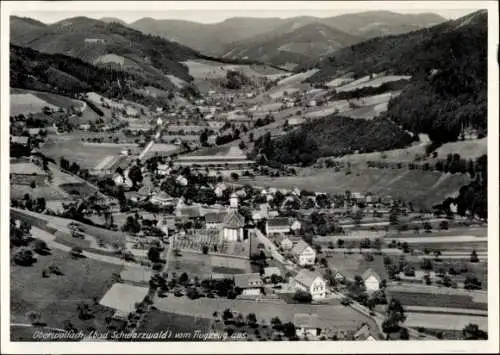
left=306, top=10, right=487, bottom=144
left=10, top=44, right=174, bottom=106
left=129, top=17, right=285, bottom=56
left=10, top=16, right=47, bottom=41
left=10, top=16, right=200, bottom=84
left=222, top=23, right=362, bottom=68
left=129, top=12, right=445, bottom=58
left=321, top=11, right=446, bottom=39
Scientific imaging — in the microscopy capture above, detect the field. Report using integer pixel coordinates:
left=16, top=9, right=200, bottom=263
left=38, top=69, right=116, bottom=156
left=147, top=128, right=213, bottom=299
left=11, top=92, right=59, bottom=116
left=153, top=293, right=377, bottom=334
left=242, top=168, right=470, bottom=208
left=137, top=310, right=214, bottom=341
left=41, top=137, right=139, bottom=170
left=334, top=75, right=411, bottom=92
left=170, top=252, right=251, bottom=278
left=10, top=248, right=121, bottom=339
left=10, top=184, right=69, bottom=201
left=404, top=313, right=487, bottom=331
left=182, top=60, right=286, bottom=81
left=327, top=138, right=487, bottom=166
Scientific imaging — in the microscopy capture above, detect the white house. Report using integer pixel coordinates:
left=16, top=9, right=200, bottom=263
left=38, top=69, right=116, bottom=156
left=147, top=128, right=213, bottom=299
left=293, top=269, right=326, bottom=300
left=234, top=273, right=263, bottom=297
left=157, top=164, right=171, bottom=176
left=293, top=313, right=324, bottom=338
left=266, top=217, right=290, bottom=235
left=291, top=240, right=316, bottom=266
left=362, top=268, right=381, bottom=292
left=176, top=175, right=188, bottom=186
left=214, top=183, right=227, bottom=198
left=290, top=219, right=302, bottom=232
left=113, top=173, right=133, bottom=188
left=150, top=191, right=175, bottom=207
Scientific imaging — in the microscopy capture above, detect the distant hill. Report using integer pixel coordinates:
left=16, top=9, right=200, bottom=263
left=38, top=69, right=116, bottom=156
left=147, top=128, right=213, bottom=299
left=305, top=10, right=487, bottom=144
left=129, top=11, right=445, bottom=58
left=320, top=11, right=446, bottom=39
left=99, top=17, right=127, bottom=25
left=129, top=17, right=286, bottom=56
left=222, top=23, right=362, bottom=68
left=10, top=16, right=47, bottom=40
left=10, top=16, right=201, bottom=85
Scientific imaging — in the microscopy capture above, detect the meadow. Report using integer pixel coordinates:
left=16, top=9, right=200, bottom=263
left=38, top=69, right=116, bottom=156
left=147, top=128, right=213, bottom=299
left=242, top=168, right=470, bottom=209
left=10, top=248, right=121, bottom=337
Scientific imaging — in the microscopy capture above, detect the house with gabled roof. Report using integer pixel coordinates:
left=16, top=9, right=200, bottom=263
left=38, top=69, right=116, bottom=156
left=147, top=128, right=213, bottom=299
left=290, top=240, right=316, bottom=266
left=293, top=269, right=326, bottom=300
left=293, top=313, right=325, bottom=338
left=362, top=268, right=381, bottom=292
left=234, top=273, right=263, bottom=297
left=266, top=217, right=291, bottom=235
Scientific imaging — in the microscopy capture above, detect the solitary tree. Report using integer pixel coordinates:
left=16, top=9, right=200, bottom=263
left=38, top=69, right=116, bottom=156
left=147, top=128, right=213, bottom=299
left=470, top=250, right=479, bottom=263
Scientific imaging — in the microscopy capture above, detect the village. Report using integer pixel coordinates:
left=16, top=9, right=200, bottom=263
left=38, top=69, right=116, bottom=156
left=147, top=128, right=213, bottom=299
left=9, top=33, right=488, bottom=343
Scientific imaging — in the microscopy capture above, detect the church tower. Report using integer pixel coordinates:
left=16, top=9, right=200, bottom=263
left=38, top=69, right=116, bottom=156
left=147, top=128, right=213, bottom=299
left=230, top=192, right=239, bottom=209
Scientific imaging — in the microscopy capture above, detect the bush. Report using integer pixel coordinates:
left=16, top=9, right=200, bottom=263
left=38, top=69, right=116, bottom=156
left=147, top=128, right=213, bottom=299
left=293, top=290, right=312, bottom=303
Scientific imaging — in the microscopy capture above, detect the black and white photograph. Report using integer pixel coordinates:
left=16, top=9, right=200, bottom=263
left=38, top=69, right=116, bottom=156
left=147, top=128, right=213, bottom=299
left=1, top=1, right=498, bottom=353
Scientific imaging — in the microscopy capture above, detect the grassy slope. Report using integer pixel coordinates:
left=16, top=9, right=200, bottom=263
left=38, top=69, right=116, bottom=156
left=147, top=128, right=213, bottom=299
left=10, top=248, right=121, bottom=332
left=239, top=168, right=470, bottom=209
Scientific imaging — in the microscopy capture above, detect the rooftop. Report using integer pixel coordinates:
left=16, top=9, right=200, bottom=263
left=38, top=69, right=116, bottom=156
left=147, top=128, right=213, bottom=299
left=267, top=217, right=290, bottom=228
left=291, top=240, right=313, bottom=256
left=294, top=269, right=323, bottom=289
left=223, top=209, right=245, bottom=228
left=234, top=273, right=263, bottom=289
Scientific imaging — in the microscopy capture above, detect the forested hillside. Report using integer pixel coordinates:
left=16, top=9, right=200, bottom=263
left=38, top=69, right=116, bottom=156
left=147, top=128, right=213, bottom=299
left=10, top=44, right=170, bottom=106
left=305, top=10, right=487, bottom=144
left=10, top=16, right=199, bottom=83
left=252, top=116, right=415, bottom=167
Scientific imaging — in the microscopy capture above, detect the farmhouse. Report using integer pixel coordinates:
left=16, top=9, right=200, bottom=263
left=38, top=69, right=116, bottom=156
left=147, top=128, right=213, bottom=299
left=266, top=217, right=291, bottom=235
left=293, top=270, right=326, bottom=300
left=10, top=160, right=48, bottom=186
left=362, top=268, right=381, bottom=292
left=290, top=240, right=316, bottom=266
left=274, top=235, right=294, bottom=250
left=150, top=191, right=175, bottom=207
left=293, top=313, right=324, bottom=338
left=234, top=273, right=263, bottom=297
